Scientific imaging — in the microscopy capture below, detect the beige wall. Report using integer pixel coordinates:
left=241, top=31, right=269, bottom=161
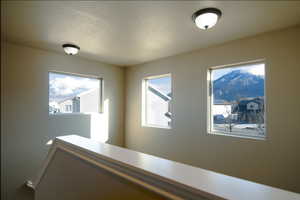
left=2, top=22, right=300, bottom=200
left=1, top=42, right=125, bottom=200
left=125, top=26, right=300, bottom=193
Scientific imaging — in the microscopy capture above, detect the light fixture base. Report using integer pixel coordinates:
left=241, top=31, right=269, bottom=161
left=62, top=44, right=80, bottom=55
left=192, top=8, right=222, bottom=30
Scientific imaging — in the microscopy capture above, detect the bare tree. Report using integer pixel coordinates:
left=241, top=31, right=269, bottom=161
left=224, top=102, right=237, bottom=132
left=255, top=102, right=265, bottom=134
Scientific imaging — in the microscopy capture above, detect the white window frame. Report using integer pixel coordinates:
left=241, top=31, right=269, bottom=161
left=142, top=74, right=172, bottom=129
left=207, top=60, right=267, bottom=140
left=48, top=71, right=104, bottom=115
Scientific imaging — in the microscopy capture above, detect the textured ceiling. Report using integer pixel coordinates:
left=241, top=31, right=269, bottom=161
left=2, top=1, right=300, bottom=66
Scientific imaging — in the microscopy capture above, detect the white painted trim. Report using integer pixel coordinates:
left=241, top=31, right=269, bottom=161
left=32, top=137, right=210, bottom=199
left=48, top=71, right=104, bottom=115
left=32, top=141, right=59, bottom=189
left=28, top=135, right=300, bottom=200
left=207, top=60, right=267, bottom=140
left=56, top=145, right=184, bottom=200
left=142, top=73, right=172, bottom=129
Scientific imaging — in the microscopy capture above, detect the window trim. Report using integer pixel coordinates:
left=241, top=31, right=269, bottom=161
left=142, top=73, right=172, bottom=129
left=48, top=70, right=104, bottom=115
left=207, top=59, right=267, bottom=140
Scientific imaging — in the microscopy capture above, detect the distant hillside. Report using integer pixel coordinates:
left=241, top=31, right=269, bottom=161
left=213, top=70, right=264, bottom=103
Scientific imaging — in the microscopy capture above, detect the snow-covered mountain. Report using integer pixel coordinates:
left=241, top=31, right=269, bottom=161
left=213, top=70, right=264, bottom=103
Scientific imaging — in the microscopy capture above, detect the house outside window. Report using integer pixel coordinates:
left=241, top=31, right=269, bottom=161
left=208, top=61, right=266, bottom=139
left=49, top=72, right=103, bottom=114
left=142, top=74, right=172, bottom=129
left=65, top=105, right=72, bottom=112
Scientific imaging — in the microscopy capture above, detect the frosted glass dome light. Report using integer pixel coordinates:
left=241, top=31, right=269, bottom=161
left=62, top=44, right=80, bottom=55
left=192, top=8, right=222, bottom=30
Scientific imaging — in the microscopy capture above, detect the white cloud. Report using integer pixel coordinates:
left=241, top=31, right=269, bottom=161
left=244, top=63, right=265, bottom=76
left=49, top=75, right=99, bottom=101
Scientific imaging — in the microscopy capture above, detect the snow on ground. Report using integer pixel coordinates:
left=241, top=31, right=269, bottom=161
left=213, top=124, right=265, bottom=138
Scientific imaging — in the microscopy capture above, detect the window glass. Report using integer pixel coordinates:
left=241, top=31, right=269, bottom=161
left=144, top=75, right=172, bottom=128
left=209, top=62, right=265, bottom=139
left=49, top=72, right=101, bottom=114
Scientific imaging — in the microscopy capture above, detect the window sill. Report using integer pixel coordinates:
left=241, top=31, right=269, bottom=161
left=142, top=124, right=172, bottom=130
left=208, top=131, right=266, bottom=141
left=49, top=112, right=102, bottom=116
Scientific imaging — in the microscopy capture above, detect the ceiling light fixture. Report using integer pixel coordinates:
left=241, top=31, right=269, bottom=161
left=192, top=8, right=222, bottom=30
left=62, top=44, right=80, bottom=55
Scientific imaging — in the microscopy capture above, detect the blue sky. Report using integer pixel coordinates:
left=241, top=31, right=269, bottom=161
left=212, top=63, right=265, bottom=80
left=148, top=76, right=171, bottom=94
left=49, top=63, right=263, bottom=102
left=147, top=64, right=264, bottom=95
left=49, top=72, right=99, bottom=102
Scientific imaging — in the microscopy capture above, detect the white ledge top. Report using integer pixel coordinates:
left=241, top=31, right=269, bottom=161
left=56, top=135, right=300, bottom=200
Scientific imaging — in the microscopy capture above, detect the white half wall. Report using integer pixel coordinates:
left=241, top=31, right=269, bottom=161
left=36, top=149, right=166, bottom=200
left=125, top=26, right=300, bottom=193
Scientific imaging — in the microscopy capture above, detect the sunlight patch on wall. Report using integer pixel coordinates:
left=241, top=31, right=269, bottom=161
left=90, top=99, right=110, bottom=143
left=46, top=139, right=53, bottom=146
